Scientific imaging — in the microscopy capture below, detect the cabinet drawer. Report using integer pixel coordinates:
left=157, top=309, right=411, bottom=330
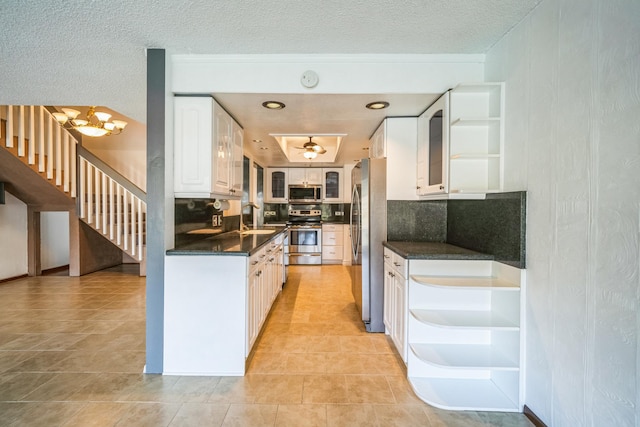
left=323, top=231, right=343, bottom=245
left=322, top=224, right=343, bottom=233
left=392, top=253, right=408, bottom=278
left=322, top=245, right=344, bottom=260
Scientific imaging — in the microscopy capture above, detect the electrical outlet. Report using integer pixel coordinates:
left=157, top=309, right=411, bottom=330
left=335, top=211, right=344, bottom=216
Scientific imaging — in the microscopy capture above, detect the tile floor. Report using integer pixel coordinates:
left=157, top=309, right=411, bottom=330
left=0, top=264, right=533, bottom=426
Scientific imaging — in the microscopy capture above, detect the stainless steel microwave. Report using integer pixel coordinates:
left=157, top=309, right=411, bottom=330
left=288, top=185, right=322, bottom=203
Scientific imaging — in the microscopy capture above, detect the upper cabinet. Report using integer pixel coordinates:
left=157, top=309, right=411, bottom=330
left=370, top=118, right=418, bottom=200
left=417, top=83, right=504, bottom=199
left=174, top=96, right=243, bottom=199
left=288, top=168, right=322, bottom=186
left=417, top=92, right=449, bottom=196
left=266, top=168, right=288, bottom=203
left=322, top=168, right=343, bottom=202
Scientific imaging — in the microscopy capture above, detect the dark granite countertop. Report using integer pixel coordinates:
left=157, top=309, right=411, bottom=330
left=383, top=241, right=494, bottom=260
left=167, top=227, right=287, bottom=256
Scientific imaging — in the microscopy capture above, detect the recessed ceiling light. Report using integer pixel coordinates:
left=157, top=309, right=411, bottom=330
left=252, top=139, right=262, bottom=143
left=262, top=101, right=285, bottom=110
left=365, top=101, right=389, bottom=110
left=362, top=147, right=369, bottom=150
left=259, top=146, right=269, bottom=150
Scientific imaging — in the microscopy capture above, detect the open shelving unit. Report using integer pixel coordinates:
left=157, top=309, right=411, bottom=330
left=407, top=263, right=525, bottom=412
left=448, top=83, right=504, bottom=196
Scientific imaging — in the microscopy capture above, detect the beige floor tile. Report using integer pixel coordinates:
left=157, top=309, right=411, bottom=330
left=0, top=372, right=56, bottom=401
left=339, top=336, right=378, bottom=353
left=169, top=402, right=230, bottom=427
left=62, top=402, right=130, bottom=427
left=423, top=405, right=485, bottom=426
left=385, top=375, right=425, bottom=405
left=325, top=403, right=378, bottom=427
left=475, top=411, right=535, bottom=426
left=284, top=353, right=327, bottom=374
left=167, top=375, right=222, bottom=403
left=345, top=375, right=396, bottom=404
left=6, top=350, right=72, bottom=372
left=248, top=351, right=287, bottom=374
left=248, top=374, right=305, bottom=404
left=209, top=376, right=259, bottom=404
left=109, top=402, right=181, bottom=427
left=221, top=403, right=278, bottom=427
left=0, top=401, right=85, bottom=427
left=22, top=373, right=95, bottom=401
left=275, top=404, right=327, bottom=427
left=324, top=353, right=404, bottom=375
left=373, top=404, right=433, bottom=426
left=68, top=373, right=143, bottom=401
left=302, top=375, right=349, bottom=404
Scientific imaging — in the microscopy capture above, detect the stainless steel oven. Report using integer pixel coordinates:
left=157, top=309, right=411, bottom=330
left=288, top=207, right=322, bottom=265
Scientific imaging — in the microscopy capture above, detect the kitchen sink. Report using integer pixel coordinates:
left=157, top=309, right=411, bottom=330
left=241, top=229, right=276, bottom=235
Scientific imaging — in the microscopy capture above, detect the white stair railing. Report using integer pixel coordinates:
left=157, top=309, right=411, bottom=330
left=2, top=105, right=77, bottom=197
left=78, top=156, right=146, bottom=261
left=2, top=105, right=145, bottom=263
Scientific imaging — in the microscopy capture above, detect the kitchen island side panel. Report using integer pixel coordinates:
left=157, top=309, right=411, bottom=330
left=164, top=255, right=247, bottom=375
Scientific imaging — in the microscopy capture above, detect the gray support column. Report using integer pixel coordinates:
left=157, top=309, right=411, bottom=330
left=146, top=48, right=166, bottom=373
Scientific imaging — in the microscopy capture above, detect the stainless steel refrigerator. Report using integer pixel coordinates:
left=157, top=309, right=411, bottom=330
left=350, top=158, right=386, bottom=332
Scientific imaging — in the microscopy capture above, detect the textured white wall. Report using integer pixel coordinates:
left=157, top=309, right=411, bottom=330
left=485, top=0, right=640, bottom=425
left=0, top=193, right=28, bottom=280
left=40, top=212, right=70, bottom=270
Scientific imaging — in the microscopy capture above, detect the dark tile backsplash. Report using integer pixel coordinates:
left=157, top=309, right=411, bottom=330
left=387, top=200, right=447, bottom=242
left=386, top=192, right=526, bottom=268
left=446, top=192, right=526, bottom=268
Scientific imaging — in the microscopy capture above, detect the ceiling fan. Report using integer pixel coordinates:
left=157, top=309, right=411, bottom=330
left=296, top=136, right=326, bottom=159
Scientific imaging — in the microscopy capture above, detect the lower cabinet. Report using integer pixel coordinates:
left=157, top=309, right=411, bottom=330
left=384, top=253, right=526, bottom=412
left=164, top=232, right=285, bottom=376
left=383, top=248, right=408, bottom=363
left=322, top=224, right=344, bottom=264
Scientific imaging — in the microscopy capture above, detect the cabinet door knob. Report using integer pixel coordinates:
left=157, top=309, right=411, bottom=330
left=439, top=185, right=444, bottom=190
left=416, top=186, right=421, bottom=190
left=393, top=262, right=401, bottom=267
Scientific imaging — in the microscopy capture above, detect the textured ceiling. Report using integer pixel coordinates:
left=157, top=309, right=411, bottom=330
left=0, top=0, right=539, bottom=122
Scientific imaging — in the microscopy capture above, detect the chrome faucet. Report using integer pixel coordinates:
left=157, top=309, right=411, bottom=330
left=240, top=202, right=260, bottom=231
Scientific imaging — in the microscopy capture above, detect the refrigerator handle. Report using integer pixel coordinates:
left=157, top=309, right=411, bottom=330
left=350, top=184, right=360, bottom=260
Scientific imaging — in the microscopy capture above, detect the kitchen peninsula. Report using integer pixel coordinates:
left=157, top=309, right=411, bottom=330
left=164, top=227, right=287, bottom=375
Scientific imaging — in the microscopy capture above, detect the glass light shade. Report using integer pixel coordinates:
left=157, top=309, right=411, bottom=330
left=94, top=111, right=112, bottom=122
left=111, top=120, right=127, bottom=130
left=72, top=119, right=88, bottom=126
left=103, top=122, right=116, bottom=131
left=312, top=145, right=323, bottom=152
left=62, top=108, right=80, bottom=119
left=76, top=126, right=108, bottom=137
left=52, top=112, right=68, bottom=124
left=303, top=150, right=317, bottom=159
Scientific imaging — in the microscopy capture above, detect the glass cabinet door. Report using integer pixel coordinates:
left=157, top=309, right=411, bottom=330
left=271, top=171, right=285, bottom=199
left=325, top=171, right=339, bottom=199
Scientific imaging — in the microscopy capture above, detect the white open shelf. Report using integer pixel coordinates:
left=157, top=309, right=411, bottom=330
left=410, top=343, right=519, bottom=370
left=409, top=377, right=519, bottom=412
left=410, top=309, right=519, bottom=330
left=410, top=275, right=520, bottom=290
left=406, top=260, right=525, bottom=412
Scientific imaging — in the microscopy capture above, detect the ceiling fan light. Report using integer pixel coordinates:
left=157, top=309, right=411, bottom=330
left=303, top=150, right=317, bottom=159
left=312, top=145, right=322, bottom=152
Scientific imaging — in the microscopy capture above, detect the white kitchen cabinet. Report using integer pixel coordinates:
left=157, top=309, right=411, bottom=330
left=403, top=258, right=525, bottom=412
left=322, top=168, right=343, bottom=202
left=383, top=247, right=408, bottom=362
left=417, top=92, right=449, bottom=196
left=369, top=118, right=418, bottom=200
left=322, top=224, right=344, bottom=264
left=164, top=232, right=286, bottom=376
left=288, top=167, right=322, bottom=186
left=174, top=96, right=243, bottom=199
left=265, top=167, right=288, bottom=203
left=417, top=83, right=504, bottom=199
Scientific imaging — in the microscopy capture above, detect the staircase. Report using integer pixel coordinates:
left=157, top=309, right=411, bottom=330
left=0, top=105, right=146, bottom=275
